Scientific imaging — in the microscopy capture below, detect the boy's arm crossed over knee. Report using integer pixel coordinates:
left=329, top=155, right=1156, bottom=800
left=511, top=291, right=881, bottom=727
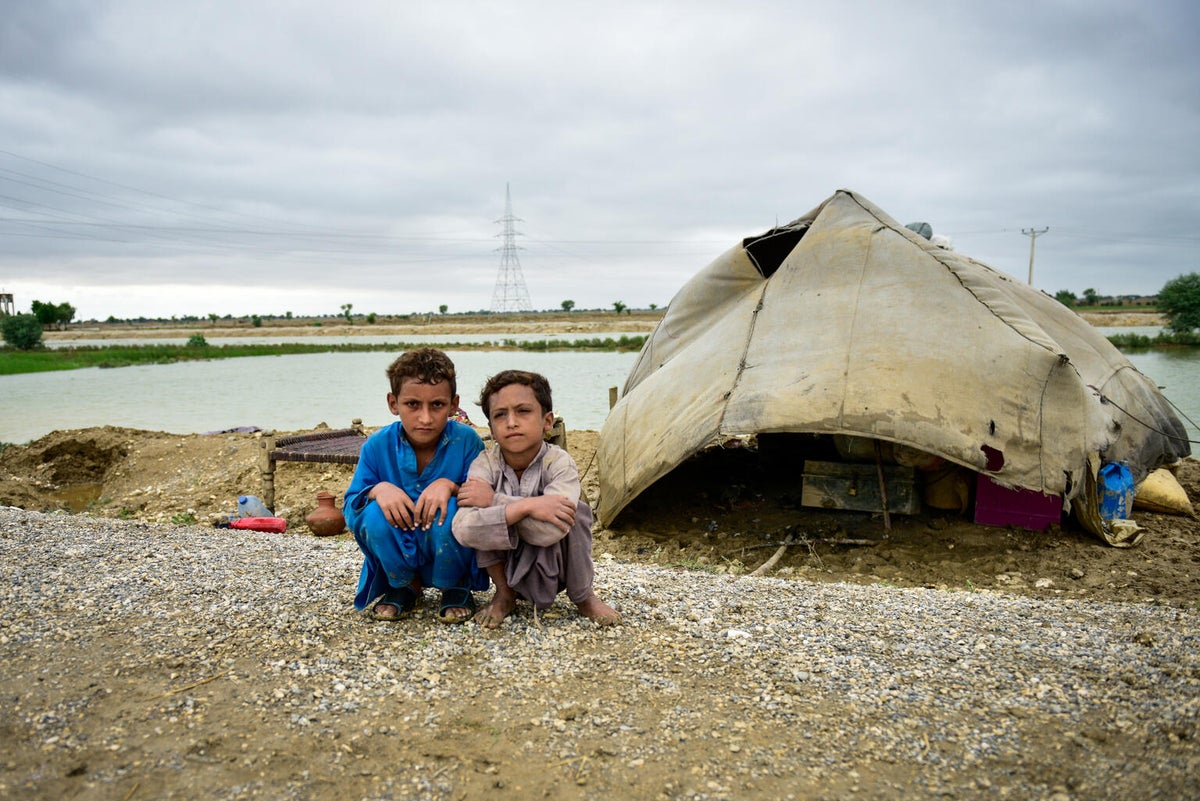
left=453, top=446, right=582, bottom=549
left=453, top=453, right=516, bottom=551
left=505, top=493, right=575, bottom=532
left=500, top=447, right=583, bottom=546
left=459, top=477, right=574, bottom=546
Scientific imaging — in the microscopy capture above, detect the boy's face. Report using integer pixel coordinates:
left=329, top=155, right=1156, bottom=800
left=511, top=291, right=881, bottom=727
left=387, top=379, right=458, bottom=452
left=485, top=383, right=554, bottom=466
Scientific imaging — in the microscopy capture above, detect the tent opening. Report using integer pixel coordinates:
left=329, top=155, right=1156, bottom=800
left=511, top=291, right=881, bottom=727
left=742, top=224, right=809, bottom=278
left=610, top=432, right=969, bottom=538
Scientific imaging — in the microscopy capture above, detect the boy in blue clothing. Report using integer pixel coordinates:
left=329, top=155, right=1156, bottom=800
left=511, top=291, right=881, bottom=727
left=344, top=348, right=486, bottom=623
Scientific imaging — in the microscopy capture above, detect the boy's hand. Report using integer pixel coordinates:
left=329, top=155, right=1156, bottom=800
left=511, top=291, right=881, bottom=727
left=414, top=478, right=458, bottom=530
left=522, top=494, right=577, bottom=533
left=371, top=482, right=418, bottom=530
left=457, top=477, right=494, bottom=509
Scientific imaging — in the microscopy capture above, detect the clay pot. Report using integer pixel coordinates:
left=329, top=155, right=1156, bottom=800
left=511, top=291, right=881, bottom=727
left=305, top=491, right=346, bottom=536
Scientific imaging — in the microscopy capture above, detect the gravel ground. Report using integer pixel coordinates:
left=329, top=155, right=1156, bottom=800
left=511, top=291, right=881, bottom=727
left=2, top=506, right=1198, bottom=801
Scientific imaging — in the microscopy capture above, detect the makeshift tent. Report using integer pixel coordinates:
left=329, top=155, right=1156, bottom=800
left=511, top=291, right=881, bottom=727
left=597, top=190, right=1190, bottom=543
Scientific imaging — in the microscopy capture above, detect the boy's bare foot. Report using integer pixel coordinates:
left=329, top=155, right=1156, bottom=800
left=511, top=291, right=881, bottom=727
left=475, top=591, right=517, bottom=629
left=576, top=596, right=620, bottom=626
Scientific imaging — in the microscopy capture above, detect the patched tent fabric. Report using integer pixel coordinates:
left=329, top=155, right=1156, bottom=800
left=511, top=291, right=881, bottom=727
left=597, top=190, right=1190, bottom=540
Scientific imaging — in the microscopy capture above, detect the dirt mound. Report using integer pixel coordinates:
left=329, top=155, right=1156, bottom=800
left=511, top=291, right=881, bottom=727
left=0, top=426, right=319, bottom=524
left=1, top=428, right=133, bottom=510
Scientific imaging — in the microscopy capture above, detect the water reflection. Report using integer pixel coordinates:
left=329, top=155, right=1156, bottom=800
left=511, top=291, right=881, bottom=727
left=1, top=350, right=640, bottom=443
left=1123, top=350, right=1200, bottom=435
left=3, top=342, right=1197, bottom=449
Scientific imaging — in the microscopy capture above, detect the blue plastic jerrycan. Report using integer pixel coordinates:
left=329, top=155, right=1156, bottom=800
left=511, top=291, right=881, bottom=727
left=1096, top=462, right=1134, bottom=520
left=237, top=494, right=273, bottom=518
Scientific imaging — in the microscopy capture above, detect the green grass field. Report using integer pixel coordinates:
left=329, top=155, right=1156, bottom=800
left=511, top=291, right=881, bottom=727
left=0, top=336, right=648, bottom=376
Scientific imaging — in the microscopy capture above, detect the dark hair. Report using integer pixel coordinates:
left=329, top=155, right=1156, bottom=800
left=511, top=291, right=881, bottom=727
left=386, top=348, right=457, bottom=397
left=478, top=370, right=552, bottom=417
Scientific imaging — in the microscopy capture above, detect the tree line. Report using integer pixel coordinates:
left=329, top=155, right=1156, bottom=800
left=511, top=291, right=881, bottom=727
left=1, top=300, right=77, bottom=350
left=1055, top=274, right=1200, bottom=333
left=5, top=277, right=1200, bottom=350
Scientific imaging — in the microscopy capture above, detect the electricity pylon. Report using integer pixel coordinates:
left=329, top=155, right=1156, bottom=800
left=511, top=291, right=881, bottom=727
left=490, top=184, right=533, bottom=312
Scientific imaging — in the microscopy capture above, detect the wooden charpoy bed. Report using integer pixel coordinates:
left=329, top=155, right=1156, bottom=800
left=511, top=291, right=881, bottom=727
left=258, top=420, right=366, bottom=511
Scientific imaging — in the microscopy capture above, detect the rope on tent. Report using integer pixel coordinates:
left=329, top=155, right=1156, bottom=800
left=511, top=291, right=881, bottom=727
left=1088, top=385, right=1200, bottom=446
left=714, top=284, right=769, bottom=435
left=1160, top=392, right=1200, bottom=444
left=578, top=444, right=600, bottom=508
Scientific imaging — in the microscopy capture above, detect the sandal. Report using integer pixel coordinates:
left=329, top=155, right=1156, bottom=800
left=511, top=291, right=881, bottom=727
left=372, top=585, right=418, bottom=621
left=437, top=586, right=477, bottom=625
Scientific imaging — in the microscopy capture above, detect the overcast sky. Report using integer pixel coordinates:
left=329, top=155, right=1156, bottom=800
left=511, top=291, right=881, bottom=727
left=1, top=0, right=1197, bottom=321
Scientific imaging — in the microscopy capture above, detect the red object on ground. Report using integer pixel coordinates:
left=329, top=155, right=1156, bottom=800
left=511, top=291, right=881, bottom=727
left=229, top=517, right=288, bottom=533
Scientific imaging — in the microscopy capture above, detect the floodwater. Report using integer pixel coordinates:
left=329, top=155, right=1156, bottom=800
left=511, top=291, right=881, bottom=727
left=1, top=350, right=640, bottom=444
left=1120, top=349, right=1199, bottom=441
left=3, top=333, right=1198, bottom=448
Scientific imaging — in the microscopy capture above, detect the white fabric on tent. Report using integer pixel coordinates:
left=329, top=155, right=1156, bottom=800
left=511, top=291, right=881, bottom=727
left=598, top=190, right=1189, bottom=537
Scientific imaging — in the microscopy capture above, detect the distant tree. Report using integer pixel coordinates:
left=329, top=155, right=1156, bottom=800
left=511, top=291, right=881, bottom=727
left=1082, top=288, right=1099, bottom=307
left=340, top=303, right=353, bottom=324
left=208, top=313, right=219, bottom=326
left=30, top=300, right=58, bottom=329
left=251, top=314, right=262, bottom=328
left=439, top=304, right=449, bottom=315
left=561, top=299, right=576, bottom=312
left=612, top=300, right=627, bottom=315
left=187, top=333, right=208, bottom=347
left=2, top=313, right=44, bottom=350
left=649, top=303, right=658, bottom=311
left=30, top=300, right=75, bottom=330
left=1054, top=290, right=1077, bottom=308
left=285, top=311, right=293, bottom=319
left=1158, top=272, right=1200, bottom=333
left=366, top=312, right=378, bottom=324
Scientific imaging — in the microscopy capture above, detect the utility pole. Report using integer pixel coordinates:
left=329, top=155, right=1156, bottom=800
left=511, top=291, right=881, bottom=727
left=1021, top=226, right=1049, bottom=286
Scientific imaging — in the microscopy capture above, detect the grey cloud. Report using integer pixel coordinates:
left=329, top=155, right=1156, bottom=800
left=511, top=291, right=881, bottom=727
left=1, top=1, right=1197, bottom=320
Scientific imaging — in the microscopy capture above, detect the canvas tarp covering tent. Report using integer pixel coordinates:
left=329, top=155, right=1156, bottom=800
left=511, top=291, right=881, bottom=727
left=597, top=190, right=1190, bottom=542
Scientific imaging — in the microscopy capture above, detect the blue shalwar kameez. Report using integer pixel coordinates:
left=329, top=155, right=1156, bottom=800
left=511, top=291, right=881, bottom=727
left=344, top=419, right=487, bottom=610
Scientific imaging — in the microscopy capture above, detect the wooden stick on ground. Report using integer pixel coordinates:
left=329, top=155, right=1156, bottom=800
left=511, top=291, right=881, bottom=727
left=146, top=671, right=229, bottom=701
left=742, top=538, right=874, bottom=551
left=874, top=440, right=892, bottom=533
left=749, top=544, right=789, bottom=577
